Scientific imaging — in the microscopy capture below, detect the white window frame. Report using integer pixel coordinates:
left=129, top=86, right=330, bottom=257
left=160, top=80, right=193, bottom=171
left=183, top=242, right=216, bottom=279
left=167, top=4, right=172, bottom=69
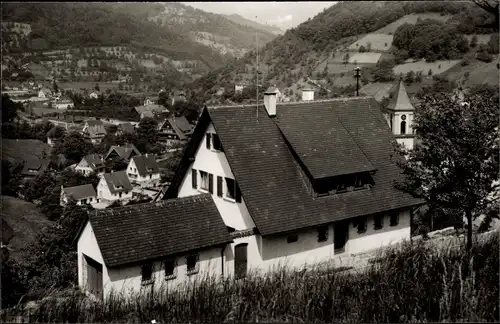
left=224, top=177, right=236, bottom=202
left=199, top=171, right=209, bottom=191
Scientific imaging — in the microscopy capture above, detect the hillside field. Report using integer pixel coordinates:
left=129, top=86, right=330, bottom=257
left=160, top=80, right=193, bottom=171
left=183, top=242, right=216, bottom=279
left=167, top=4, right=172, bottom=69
left=348, top=34, right=393, bottom=52
left=374, top=13, right=453, bottom=34
left=465, top=34, right=492, bottom=45
left=58, top=82, right=120, bottom=92
left=1, top=195, right=54, bottom=261
left=2, top=139, right=51, bottom=163
left=393, top=60, right=461, bottom=76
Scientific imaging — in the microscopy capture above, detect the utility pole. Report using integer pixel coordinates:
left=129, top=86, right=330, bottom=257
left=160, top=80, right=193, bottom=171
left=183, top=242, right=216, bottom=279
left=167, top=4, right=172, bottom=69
left=354, top=66, right=361, bottom=96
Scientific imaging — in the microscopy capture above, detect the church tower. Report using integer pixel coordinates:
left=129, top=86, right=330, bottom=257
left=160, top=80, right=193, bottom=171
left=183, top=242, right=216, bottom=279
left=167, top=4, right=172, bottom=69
left=386, top=81, right=416, bottom=150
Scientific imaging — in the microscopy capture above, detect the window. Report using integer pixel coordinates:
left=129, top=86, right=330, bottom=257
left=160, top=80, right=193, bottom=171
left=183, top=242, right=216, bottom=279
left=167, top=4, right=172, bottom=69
left=357, top=217, right=367, bottom=234
left=225, top=177, right=236, bottom=200
left=186, top=254, right=199, bottom=275
left=374, top=214, right=383, bottom=230
left=212, top=133, right=222, bottom=151
left=141, top=263, right=153, bottom=283
left=119, top=192, right=122, bottom=198
left=354, top=175, right=364, bottom=189
left=192, top=169, right=197, bottom=189
left=234, top=243, right=248, bottom=280
left=217, top=176, right=223, bottom=197
left=400, top=120, right=406, bottom=135
left=390, top=211, right=399, bottom=227
left=337, top=183, right=347, bottom=193
left=318, top=226, right=328, bottom=242
left=287, top=233, right=298, bottom=243
left=149, top=174, right=152, bottom=179
left=200, top=171, right=209, bottom=191
left=164, top=259, right=177, bottom=280
left=206, top=133, right=211, bottom=149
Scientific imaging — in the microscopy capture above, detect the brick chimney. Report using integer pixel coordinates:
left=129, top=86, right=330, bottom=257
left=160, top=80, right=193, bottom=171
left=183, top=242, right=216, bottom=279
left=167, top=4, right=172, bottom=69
left=264, top=87, right=278, bottom=117
left=302, top=88, right=314, bottom=101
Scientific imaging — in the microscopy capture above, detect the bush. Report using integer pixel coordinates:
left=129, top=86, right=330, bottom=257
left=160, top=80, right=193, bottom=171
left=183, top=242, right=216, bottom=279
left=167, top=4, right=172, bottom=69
left=477, top=51, right=493, bottom=63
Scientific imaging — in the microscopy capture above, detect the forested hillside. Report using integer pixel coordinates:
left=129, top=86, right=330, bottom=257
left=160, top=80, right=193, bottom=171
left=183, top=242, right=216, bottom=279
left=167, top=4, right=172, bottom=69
left=193, top=1, right=496, bottom=100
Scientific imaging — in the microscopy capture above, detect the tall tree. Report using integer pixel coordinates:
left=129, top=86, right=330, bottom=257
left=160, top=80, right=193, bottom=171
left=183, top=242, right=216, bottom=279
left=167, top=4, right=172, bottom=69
left=137, top=117, right=158, bottom=143
left=395, top=91, right=499, bottom=249
left=54, top=132, right=93, bottom=164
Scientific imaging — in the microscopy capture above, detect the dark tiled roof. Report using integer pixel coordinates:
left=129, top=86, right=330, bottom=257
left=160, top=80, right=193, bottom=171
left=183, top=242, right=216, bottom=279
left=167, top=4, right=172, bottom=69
left=276, top=103, right=376, bottom=179
left=63, top=184, right=96, bottom=200
left=166, top=98, right=422, bottom=236
left=105, top=144, right=141, bottom=161
left=86, top=120, right=103, bottom=127
left=21, top=159, right=50, bottom=176
left=134, top=104, right=164, bottom=114
left=82, top=154, right=105, bottom=170
left=103, top=171, right=133, bottom=194
left=86, top=125, right=107, bottom=138
left=132, top=155, right=160, bottom=177
left=173, top=116, right=192, bottom=133
left=88, top=194, right=232, bottom=267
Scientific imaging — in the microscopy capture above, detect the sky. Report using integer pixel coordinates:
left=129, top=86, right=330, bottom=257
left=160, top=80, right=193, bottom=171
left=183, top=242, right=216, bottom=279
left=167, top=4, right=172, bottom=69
left=182, top=2, right=338, bottom=30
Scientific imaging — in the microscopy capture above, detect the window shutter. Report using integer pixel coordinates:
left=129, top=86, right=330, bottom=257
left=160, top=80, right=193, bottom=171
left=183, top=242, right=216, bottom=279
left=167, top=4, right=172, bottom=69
left=208, top=173, right=213, bottom=194
left=206, top=133, right=211, bottom=149
left=217, top=176, right=223, bottom=197
left=192, top=169, right=197, bottom=189
left=235, top=182, right=242, bottom=203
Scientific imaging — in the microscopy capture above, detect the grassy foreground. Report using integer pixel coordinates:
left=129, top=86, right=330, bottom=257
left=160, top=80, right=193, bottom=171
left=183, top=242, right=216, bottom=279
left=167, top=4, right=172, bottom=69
left=6, top=231, right=499, bottom=323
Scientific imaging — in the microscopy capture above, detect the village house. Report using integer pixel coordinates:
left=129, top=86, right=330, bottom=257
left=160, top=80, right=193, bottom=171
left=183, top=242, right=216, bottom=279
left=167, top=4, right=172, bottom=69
left=170, top=92, right=186, bottom=106
left=157, top=115, right=193, bottom=146
left=38, top=88, right=52, bottom=98
left=82, top=119, right=104, bottom=133
left=21, top=159, right=50, bottom=180
left=105, top=144, right=141, bottom=163
left=60, top=184, right=98, bottom=207
left=384, top=81, right=416, bottom=150
left=77, top=89, right=423, bottom=299
left=132, top=104, right=167, bottom=120
left=75, top=195, right=232, bottom=300
left=83, top=124, right=107, bottom=144
left=126, top=154, right=161, bottom=187
left=89, top=91, right=100, bottom=99
left=75, top=154, right=106, bottom=176
left=144, top=96, right=159, bottom=106
left=54, top=98, right=74, bottom=110
left=96, top=171, right=133, bottom=203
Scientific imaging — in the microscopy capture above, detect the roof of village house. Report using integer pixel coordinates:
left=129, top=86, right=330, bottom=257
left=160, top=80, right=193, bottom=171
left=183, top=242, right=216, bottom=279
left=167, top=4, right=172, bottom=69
left=82, top=154, right=105, bottom=170
left=118, top=122, right=135, bottom=134
left=83, top=194, right=232, bottom=267
left=173, top=115, right=191, bottom=133
left=102, top=171, right=132, bottom=194
left=165, top=97, right=423, bottom=236
left=265, top=86, right=280, bottom=94
left=131, top=155, right=160, bottom=177
left=21, top=158, right=50, bottom=176
left=85, top=120, right=103, bottom=127
left=133, top=104, right=165, bottom=115
left=360, top=82, right=396, bottom=102
left=105, top=144, right=141, bottom=161
left=86, top=125, right=107, bottom=138
left=387, top=81, right=415, bottom=111
left=63, top=184, right=96, bottom=201
left=141, top=110, right=154, bottom=118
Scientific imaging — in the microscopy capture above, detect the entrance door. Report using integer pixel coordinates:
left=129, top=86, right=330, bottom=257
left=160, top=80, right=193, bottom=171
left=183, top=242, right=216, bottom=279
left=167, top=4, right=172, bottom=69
left=84, top=255, right=103, bottom=300
left=334, top=221, right=349, bottom=253
left=234, top=243, right=248, bottom=279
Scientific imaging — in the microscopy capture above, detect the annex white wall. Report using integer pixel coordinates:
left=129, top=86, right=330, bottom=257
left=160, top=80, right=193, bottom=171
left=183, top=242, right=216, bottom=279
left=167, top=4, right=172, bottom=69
left=347, top=209, right=411, bottom=255
left=75, top=159, right=94, bottom=176
left=77, top=222, right=111, bottom=297
left=177, top=122, right=256, bottom=231
left=106, top=247, right=224, bottom=299
left=126, top=159, right=160, bottom=187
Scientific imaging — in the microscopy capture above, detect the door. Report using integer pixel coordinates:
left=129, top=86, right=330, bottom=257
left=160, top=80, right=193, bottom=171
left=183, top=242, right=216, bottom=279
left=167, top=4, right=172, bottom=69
left=334, top=221, right=349, bottom=253
left=234, top=243, right=248, bottom=279
left=84, top=255, right=103, bottom=300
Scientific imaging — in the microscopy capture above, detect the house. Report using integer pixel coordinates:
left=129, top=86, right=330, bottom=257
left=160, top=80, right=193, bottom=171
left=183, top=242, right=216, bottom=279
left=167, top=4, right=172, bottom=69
left=21, top=159, right=50, bottom=179
left=84, top=124, right=107, bottom=144
left=116, top=122, right=135, bottom=136
left=60, top=184, right=98, bottom=206
left=234, top=82, right=250, bottom=93
left=170, top=91, right=186, bottom=106
left=75, top=195, right=232, bottom=300
left=54, top=98, right=74, bottom=110
left=75, top=154, right=106, bottom=176
left=89, top=91, right=100, bottom=99
left=162, top=89, right=422, bottom=274
left=126, top=154, right=160, bottom=187
left=96, top=171, right=133, bottom=203
left=82, top=119, right=104, bottom=133
left=105, top=144, right=141, bottom=163
left=157, top=115, right=193, bottom=145
left=384, top=81, right=416, bottom=150
left=132, top=104, right=166, bottom=120
left=38, top=88, right=52, bottom=98
left=144, top=96, right=158, bottom=106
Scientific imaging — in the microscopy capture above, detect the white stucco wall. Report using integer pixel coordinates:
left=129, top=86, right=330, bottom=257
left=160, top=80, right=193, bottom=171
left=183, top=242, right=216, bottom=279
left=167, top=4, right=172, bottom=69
left=177, top=122, right=256, bottom=231
left=97, top=178, right=133, bottom=202
left=347, top=209, right=411, bottom=254
left=126, top=159, right=161, bottom=187
left=396, top=138, right=415, bottom=150
left=393, top=111, right=414, bottom=136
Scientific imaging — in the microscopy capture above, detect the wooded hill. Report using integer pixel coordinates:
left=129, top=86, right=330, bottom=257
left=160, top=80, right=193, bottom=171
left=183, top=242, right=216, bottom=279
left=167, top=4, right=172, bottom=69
left=192, top=1, right=496, bottom=100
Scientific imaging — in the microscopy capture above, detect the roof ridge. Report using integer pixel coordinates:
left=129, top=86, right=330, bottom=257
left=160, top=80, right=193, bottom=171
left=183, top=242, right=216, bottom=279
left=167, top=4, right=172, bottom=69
left=207, top=96, right=375, bottom=110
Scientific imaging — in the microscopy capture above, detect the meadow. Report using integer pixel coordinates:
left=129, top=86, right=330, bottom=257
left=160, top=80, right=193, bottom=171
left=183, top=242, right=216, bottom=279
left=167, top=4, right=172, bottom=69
left=393, top=60, right=461, bottom=76
left=374, top=13, right=453, bottom=34
left=5, top=231, right=498, bottom=323
left=348, top=34, right=393, bottom=52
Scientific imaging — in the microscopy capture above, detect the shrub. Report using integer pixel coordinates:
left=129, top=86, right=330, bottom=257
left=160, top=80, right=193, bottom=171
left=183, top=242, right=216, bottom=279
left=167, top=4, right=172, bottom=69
left=477, top=51, right=493, bottom=63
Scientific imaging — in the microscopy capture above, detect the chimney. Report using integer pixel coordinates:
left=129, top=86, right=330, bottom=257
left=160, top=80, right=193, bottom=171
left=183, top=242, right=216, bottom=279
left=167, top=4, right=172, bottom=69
left=263, top=87, right=277, bottom=117
left=302, top=88, right=314, bottom=101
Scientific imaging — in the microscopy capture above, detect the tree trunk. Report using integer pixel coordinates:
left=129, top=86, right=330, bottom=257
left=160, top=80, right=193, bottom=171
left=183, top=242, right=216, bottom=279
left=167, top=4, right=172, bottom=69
left=466, top=207, right=473, bottom=250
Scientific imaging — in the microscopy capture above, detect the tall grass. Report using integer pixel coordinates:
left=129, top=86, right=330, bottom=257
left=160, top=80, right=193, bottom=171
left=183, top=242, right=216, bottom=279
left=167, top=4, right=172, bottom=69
left=9, top=231, right=500, bottom=323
